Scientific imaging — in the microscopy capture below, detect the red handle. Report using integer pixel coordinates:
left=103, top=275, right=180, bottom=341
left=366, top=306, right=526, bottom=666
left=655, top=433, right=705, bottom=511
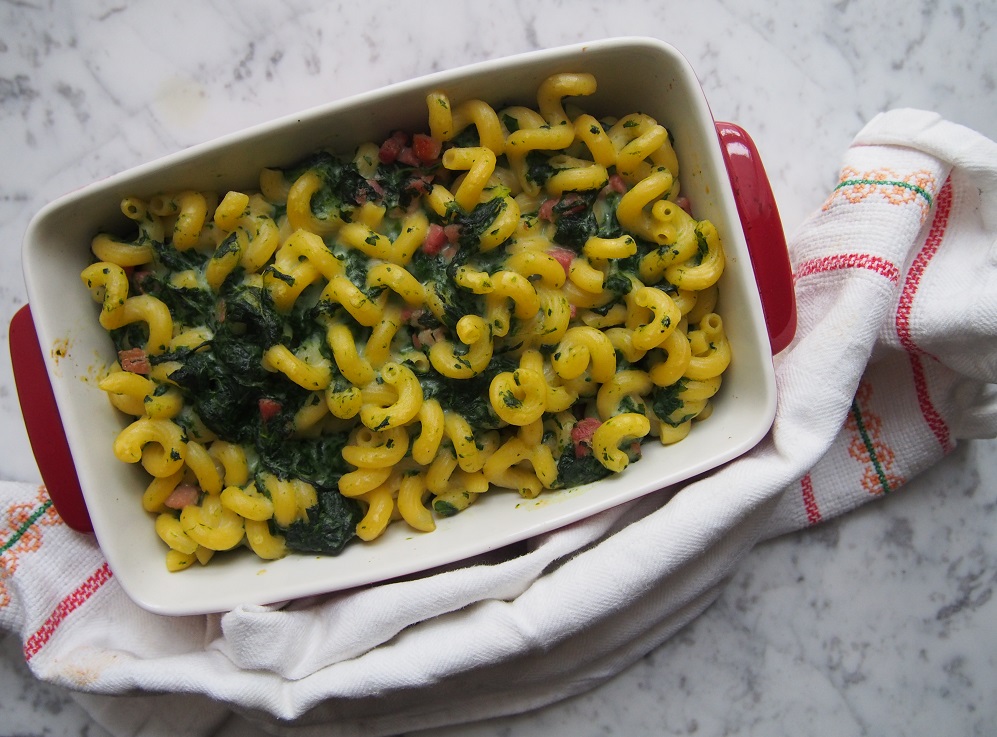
left=715, top=121, right=797, bottom=355
left=9, top=305, right=93, bottom=532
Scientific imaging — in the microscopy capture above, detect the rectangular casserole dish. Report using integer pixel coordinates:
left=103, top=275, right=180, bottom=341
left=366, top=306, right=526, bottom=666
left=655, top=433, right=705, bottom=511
left=14, top=37, right=793, bottom=615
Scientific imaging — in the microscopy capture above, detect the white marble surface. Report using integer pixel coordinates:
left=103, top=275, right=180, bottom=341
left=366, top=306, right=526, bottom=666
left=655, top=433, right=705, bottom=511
left=1, top=1, right=995, bottom=735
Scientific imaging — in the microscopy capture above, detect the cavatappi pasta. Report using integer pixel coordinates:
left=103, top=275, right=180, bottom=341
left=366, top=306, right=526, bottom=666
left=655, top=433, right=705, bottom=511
left=82, top=72, right=731, bottom=571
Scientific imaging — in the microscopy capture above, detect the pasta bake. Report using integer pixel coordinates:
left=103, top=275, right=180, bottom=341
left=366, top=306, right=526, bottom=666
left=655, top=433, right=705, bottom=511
left=81, top=72, right=731, bottom=571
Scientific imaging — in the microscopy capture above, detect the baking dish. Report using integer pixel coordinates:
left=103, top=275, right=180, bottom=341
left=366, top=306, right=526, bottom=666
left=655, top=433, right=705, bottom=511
left=12, top=37, right=794, bottom=615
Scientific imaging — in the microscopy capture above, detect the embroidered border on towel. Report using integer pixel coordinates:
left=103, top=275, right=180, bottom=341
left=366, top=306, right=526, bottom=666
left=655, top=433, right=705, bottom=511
left=825, top=167, right=937, bottom=221
left=846, top=382, right=904, bottom=496
left=895, top=178, right=954, bottom=453
left=1, top=488, right=63, bottom=609
left=800, top=473, right=822, bottom=526
left=833, top=176, right=933, bottom=206
left=23, top=562, right=113, bottom=661
left=794, top=252, right=901, bottom=284
left=0, top=499, right=52, bottom=556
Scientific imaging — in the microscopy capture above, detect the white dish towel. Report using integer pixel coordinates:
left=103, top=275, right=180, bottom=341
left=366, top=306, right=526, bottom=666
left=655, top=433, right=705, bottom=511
left=2, top=108, right=996, bottom=737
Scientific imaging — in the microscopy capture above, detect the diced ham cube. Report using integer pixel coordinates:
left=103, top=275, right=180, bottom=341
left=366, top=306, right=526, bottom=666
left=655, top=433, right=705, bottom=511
left=412, top=133, right=442, bottom=164
left=397, top=146, right=421, bottom=167
left=423, top=223, right=448, bottom=256
left=118, top=347, right=151, bottom=375
left=258, top=397, right=283, bottom=422
left=571, top=417, right=603, bottom=458
left=538, top=197, right=558, bottom=222
left=443, top=223, right=462, bottom=244
left=164, top=483, right=200, bottom=510
left=378, top=130, right=409, bottom=164
left=548, top=246, right=575, bottom=275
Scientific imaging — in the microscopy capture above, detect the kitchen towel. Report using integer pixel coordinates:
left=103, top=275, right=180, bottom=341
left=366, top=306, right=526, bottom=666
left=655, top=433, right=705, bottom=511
left=2, top=108, right=996, bottom=737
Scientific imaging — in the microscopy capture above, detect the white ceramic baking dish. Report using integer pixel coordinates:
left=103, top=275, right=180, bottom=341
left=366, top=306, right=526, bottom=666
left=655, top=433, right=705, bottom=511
left=12, top=37, right=794, bottom=615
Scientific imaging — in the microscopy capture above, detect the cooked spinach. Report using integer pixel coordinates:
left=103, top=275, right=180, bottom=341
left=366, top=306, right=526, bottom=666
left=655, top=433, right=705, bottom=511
left=283, top=151, right=378, bottom=222
left=222, top=282, right=286, bottom=347
left=408, top=196, right=506, bottom=332
left=408, top=249, right=481, bottom=332
left=418, top=353, right=519, bottom=430
left=256, top=431, right=351, bottom=492
left=433, top=499, right=460, bottom=518
left=280, top=487, right=363, bottom=555
left=152, top=238, right=209, bottom=272
left=595, top=190, right=625, bottom=238
left=167, top=283, right=309, bottom=443
left=552, top=192, right=599, bottom=249
left=375, top=157, right=440, bottom=211
left=453, top=197, right=506, bottom=254
left=109, top=322, right=149, bottom=353
left=284, top=285, right=332, bottom=355
left=500, top=113, right=520, bottom=134
left=168, top=345, right=293, bottom=445
left=650, top=379, right=691, bottom=427
left=141, top=280, right=216, bottom=328
left=450, top=125, right=482, bottom=149
left=693, top=226, right=710, bottom=265
left=603, top=268, right=633, bottom=297
left=551, top=452, right=613, bottom=489
left=618, top=395, right=645, bottom=415
left=341, top=247, right=383, bottom=300
left=525, top=150, right=555, bottom=188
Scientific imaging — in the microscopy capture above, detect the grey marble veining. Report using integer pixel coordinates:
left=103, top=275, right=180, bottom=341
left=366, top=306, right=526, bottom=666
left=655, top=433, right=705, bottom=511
left=1, top=1, right=995, bottom=735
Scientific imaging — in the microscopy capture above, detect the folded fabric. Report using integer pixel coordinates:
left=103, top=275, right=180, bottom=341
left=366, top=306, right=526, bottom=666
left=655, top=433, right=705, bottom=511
left=2, top=108, right=996, bottom=737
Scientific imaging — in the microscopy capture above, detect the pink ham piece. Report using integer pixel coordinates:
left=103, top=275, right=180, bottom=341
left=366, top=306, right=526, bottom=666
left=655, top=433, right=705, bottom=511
left=422, top=224, right=448, bottom=255
left=164, top=483, right=199, bottom=510
left=258, top=398, right=283, bottom=422
left=378, top=130, right=409, bottom=164
left=411, top=133, right=441, bottom=164
left=117, top=347, right=151, bottom=375
left=548, top=246, right=575, bottom=275
left=397, top=146, right=421, bottom=167
left=571, top=417, right=603, bottom=457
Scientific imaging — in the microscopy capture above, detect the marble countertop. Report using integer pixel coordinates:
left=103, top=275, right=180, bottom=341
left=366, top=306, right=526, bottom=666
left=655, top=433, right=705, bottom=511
left=2, top=1, right=995, bottom=735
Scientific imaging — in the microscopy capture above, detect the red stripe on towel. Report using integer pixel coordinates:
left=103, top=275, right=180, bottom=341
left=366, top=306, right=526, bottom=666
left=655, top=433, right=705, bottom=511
left=794, top=253, right=901, bottom=283
left=907, top=352, right=952, bottom=453
left=801, top=473, right=822, bottom=526
left=896, top=177, right=952, bottom=359
left=895, top=178, right=954, bottom=452
left=23, top=562, right=113, bottom=661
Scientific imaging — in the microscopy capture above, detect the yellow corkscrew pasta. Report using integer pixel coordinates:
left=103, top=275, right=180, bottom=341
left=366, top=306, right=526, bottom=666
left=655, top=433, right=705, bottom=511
left=83, top=72, right=731, bottom=571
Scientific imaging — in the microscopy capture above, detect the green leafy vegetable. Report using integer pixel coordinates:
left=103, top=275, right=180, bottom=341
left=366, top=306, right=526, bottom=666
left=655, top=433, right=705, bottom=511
left=551, top=452, right=613, bottom=489
left=256, top=432, right=351, bottom=491
left=650, top=379, right=692, bottom=427
left=418, top=353, right=519, bottom=430
left=525, top=150, right=555, bottom=188
left=552, top=192, right=599, bottom=248
left=281, top=489, right=363, bottom=555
